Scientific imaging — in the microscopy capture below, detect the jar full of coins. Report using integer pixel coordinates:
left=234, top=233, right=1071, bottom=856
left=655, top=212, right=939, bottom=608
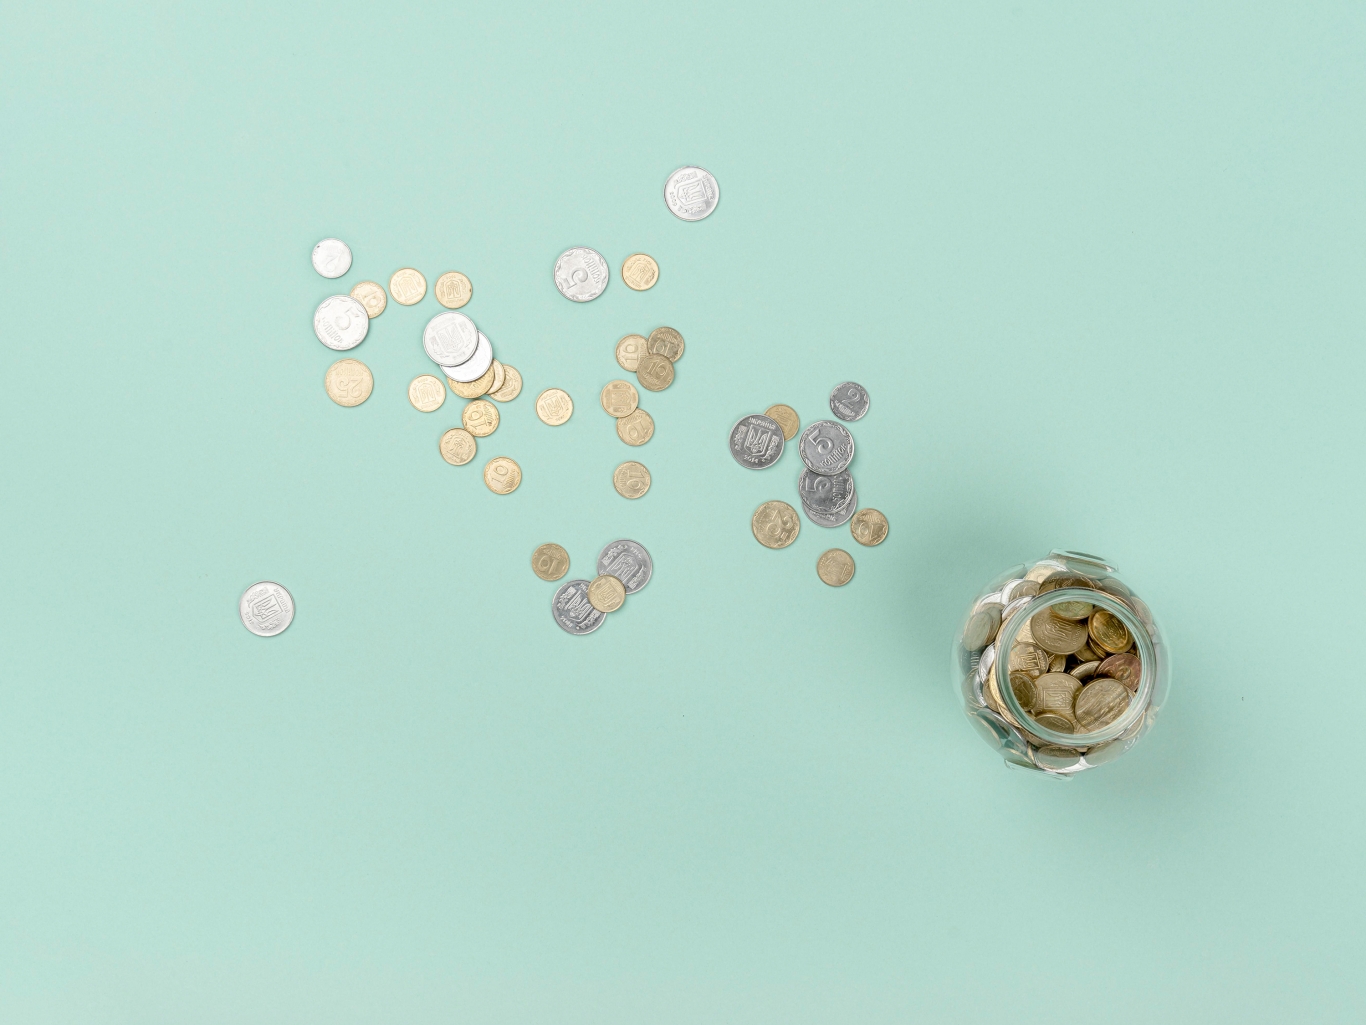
left=952, top=551, right=1170, bottom=776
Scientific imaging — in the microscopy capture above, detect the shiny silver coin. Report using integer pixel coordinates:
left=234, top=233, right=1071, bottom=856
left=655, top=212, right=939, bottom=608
left=829, top=381, right=870, bottom=422
left=797, top=467, right=855, bottom=513
left=423, top=311, right=479, bottom=366
left=311, top=238, right=352, bottom=278
left=313, top=295, right=369, bottom=350
left=553, top=247, right=609, bottom=302
left=664, top=166, right=720, bottom=221
left=597, top=539, right=653, bottom=594
left=802, top=488, right=857, bottom=527
left=728, top=414, right=785, bottom=469
left=797, top=420, right=855, bottom=474
left=239, top=581, right=295, bottom=637
left=442, top=331, right=494, bottom=383
left=551, top=579, right=606, bottom=635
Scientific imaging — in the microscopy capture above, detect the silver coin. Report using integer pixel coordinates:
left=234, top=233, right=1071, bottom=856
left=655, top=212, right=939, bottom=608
left=801, top=487, right=857, bottom=527
left=313, top=295, right=370, bottom=350
left=553, top=247, right=609, bottom=302
left=311, top=238, right=352, bottom=278
left=597, top=539, right=653, bottom=594
left=551, top=579, right=606, bottom=635
left=423, top=311, right=479, bottom=366
left=829, top=381, right=870, bottom=422
left=239, top=581, right=294, bottom=637
left=797, top=467, right=855, bottom=513
left=664, top=166, right=720, bottom=221
left=728, top=414, right=785, bottom=469
left=797, top=420, right=855, bottom=473
left=442, top=331, right=494, bottom=383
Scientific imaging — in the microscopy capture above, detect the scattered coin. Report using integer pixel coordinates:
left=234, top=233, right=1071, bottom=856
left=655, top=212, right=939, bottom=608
left=801, top=488, right=857, bottom=528
left=423, top=311, right=479, bottom=366
left=596, top=539, right=652, bottom=593
left=613, top=461, right=651, bottom=499
left=601, top=380, right=640, bottom=418
left=488, top=360, right=505, bottom=395
left=587, top=574, right=626, bottom=613
left=615, top=334, right=646, bottom=372
left=647, top=326, right=684, bottom=362
left=434, top=271, right=472, bottom=309
left=439, top=428, right=477, bottom=465
left=798, top=468, right=855, bottom=514
left=489, top=364, right=522, bottom=402
left=408, top=375, right=446, bottom=412
left=764, top=404, right=800, bottom=441
left=798, top=420, right=855, bottom=474
left=621, top=254, right=659, bottom=290
left=816, top=549, right=855, bottom=586
left=313, top=295, right=370, bottom=350
left=462, top=399, right=499, bottom=436
left=324, top=358, right=373, bottom=407
left=532, top=543, right=570, bottom=582
left=239, top=581, right=295, bottom=636
left=616, top=408, right=654, bottom=446
left=829, top=382, right=870, bottom=422
left=849, top=508, right=888, bottom=546
left=664, top=166, right=720, bottom=221
left=553, top=247, right=609, bottom=302
left=483, top=456, right=521, bottom=494
left=390, top=267, right=427, bottom=305
left=536, top=388, right=573, bottom=425
left=551, top=579, right=605, bottom=635
left=450, top=360, right=496, bottom=398
left=311, top=238, right=352, bottom=278
left=443, top=331, right=494, bottom=383
left=636, top=353, right=674, bottom=392
left=350, top=280, right=387, bottom=318
left=729, top=414, right=785, bottom=469
left=752, top=500, right=800, bottom=549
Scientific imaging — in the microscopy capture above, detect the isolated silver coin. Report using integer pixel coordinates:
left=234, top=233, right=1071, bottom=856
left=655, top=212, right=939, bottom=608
left=442, top=331, right=494, bottom=383
left=798, top=420, right=855, bottom=474
left=551, top=579, right=606, bottom=635
left=664, top=166, right=720, bottom=221
left=829, top=381, right=870, bottom=422
left=311, top=238, right=352, bottom=278
left=597, top=539, right=653, bottom=594
left=728, top=414, right=785, bottom=469
left=553, top=247, right=609, bottom=302
left=423, top=311, right=479, bottom=366
left=802, top=488, right=858, bottom=527
left=313, top=295, right=370, bottom=350
left=798, top=468, right=855, bottom=513
left=239, top=581, right=295, bottom=637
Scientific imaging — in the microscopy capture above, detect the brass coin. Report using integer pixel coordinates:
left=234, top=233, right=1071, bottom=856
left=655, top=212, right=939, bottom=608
left=1097, top=652, right=1142, bottom=693
left=613, top=461, right=651, bottom=499
left=1074, top=677, right=1130, bottom=731
left=349, top=281, right=387, bottom=318
left=487, top=360, right=505, bottom=396
left=764, top=404, right=800, bottom=440
left=1073, top=641, right=1102, bottom=664
left=1009, top=671, right=1038, bottom=711
left=1089, top=608, right=1132, bottom=654
left=462, top=399, right=499, bottom=436
left=439, top=428, right=477, bottom=466
left=434, top=271, right=472, bottom=309
left=536, top=388, right=573, bottom=425
left=636, top=353, right=674, bottom=392
left=408, top=375, right=446, bottom=412
left=483, top=456, right=521, bottom=494
left=324, top=358, right=373, bottom=407
left=587, top=574, right=626, bottom=612
left=849, top=508, right=888, bottom=546
left=389, top=267, right=427, bottom=305
left=751, top=500, right=800, bottom=549
left=1007, top=642, right=1051, bottom=678
left=621, top=254, right=659, bottom=291
left=647, top=326, right=684, bottom=362
left=600, top=379, right=640, bottom=418
left=1033, top=673, right=1081, bottom=715
left=531, top=543, right=570, bottom=582
left=1048, top=653, right=1068, bottom=674
left=615, top=334, right=646, bottom=372
left=1032, top=713, right=1077, bottom=734
left=489, top=364, right=522, bottom=402
left=1029, top=609, right=1090, bottom=654
left=1070, top=660, right=1101, bottom=682
left=1051, top=598, right=1094, bottom=620
left=616, top=408, right=654, bottom=446
left=816, top=548, right=855, bottom=586
left=450, top=361, right=496, bottom=398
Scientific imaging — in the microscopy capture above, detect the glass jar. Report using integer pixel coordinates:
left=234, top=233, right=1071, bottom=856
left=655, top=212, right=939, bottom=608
left=952, top=551, right=1170, bottom=776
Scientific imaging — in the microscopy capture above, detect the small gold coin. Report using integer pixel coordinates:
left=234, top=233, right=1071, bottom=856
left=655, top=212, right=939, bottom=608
left=324, top=358, right=373, bottom=406
left=489, top=364, right=522, bottom=402
left=349, top=281, right=387, bottom=318
left=408, top=374, right=446, bottom=412
left=439, top=428, right=477, bottom=465
left=1088, top=608, right=1132, bottom=654
left=1032, top=713, right=1077, bottom=734
left=1029, top=609, right=1090, bottom=654
left=850, top=508, right=888, bottom=546
left=613, top=461, right=651, bottom=499
left=587, top=574, right=626, bottom=612
left=483, top=456, right=521, bottom=494
left=647, top=326, right=684, bottom=362
left=817, top=548, right=856, bottom=586
left=764, top=404, right=800, bottom=440
left=1074, top=677, right=1131, bottom=731
left=1033, top=672, right=1082, bottom=715
left=1070, top=661, right=1101, bottom=683
left=449, top=360, right=496, bottom=398
left=1097, top=652, right=1142, bottom=693
left=389, top=267, right=427, bottom=305
left=636, top=353, right=674, bottom=392
left=616, top=408, right=654, bottom=446
left=752, top=500, right=800, bottom=549
left=1007, top=642, right=1051, bottom=677
left=621, top=253, right=659, bottom=290
left=1009, top=671, right=1038, bottom=712
left=488, top=360, right=505, bottom=396
left=600, top=379, right=639, bottom=417
left=615, top=334, right=646, bottom=372
left=531, top=543, right=570, bottom=581
left=462, top=399, right=499, bottom=436
left=536, top=388, right=573, bottom=425
left=434, top=271, right=472, bottom=309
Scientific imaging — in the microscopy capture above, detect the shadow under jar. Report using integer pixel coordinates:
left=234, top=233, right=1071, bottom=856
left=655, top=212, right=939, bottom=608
left=952, top=551, right=1170, bottom=777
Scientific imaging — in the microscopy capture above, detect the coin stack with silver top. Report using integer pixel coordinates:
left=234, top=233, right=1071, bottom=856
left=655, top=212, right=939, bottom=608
left=531, top=540, right=654, bottom=635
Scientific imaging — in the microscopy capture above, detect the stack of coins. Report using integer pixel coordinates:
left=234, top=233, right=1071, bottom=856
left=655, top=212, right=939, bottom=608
left=600, top=326, right=684, bottom=499
left=532, top=540, right=653, bottom=635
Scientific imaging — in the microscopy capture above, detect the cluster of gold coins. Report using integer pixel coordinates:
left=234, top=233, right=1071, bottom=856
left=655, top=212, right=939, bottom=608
left=593, top=326, right=686, bottom=500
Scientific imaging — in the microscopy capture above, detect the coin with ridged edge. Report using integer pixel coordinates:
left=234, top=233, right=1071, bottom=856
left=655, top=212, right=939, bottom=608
left=647, top=326, right=684, bottom=362
left=664, top=166, right=720, bottom=221
left=729, top=414, right=785, bottom=469
left=434, top=271, right=472, bottom=309
left=553, top=247, right=609, bottom=302
left=600, top=380, right=639, bottom=417
left=850, top=508, right=888, bottom=546
left=764, top=404, right=800, bottom=440
left=239, top=581, right=295, bottom=636
left=450, top=360, right=496, bottom=398
left=349, top=280, right=386, bottom=318
left=483, top=456, right=521, bottom=494
left=621, top=254, right=659, bottom=290
left=636, top=353, right=674, bottom=392
left=324, top=359, right=373, bottom=407
left=798, top=420, right=854, bottom=474
left=615, top=334, right=646, bottom=372
left=439, top=428, right=476, bottom=465
left=408, top=375, right=446, bottom=412
left=462, top=399, right=499, bottom=436
left=531, top=543, right=570, bottom=582
left=616, top=408, right=654, bottom=446
left=389, top=267, right=426, bottom=305
left=596, top=539, right=652, bottom=594
left=752, top=500, right=800, bottom=549
left=313, top=295, right=369, bottom=351
left=489, top=364, right=522, bottom=402
left=551, top=579, right=605, bottom=635
left=587, top=574, right=626, bottom=613
left=613, top=461, right=651, bottom=499
left=536, top=388, right=573, bottom=425
left=423, top=311, right=478, bottom=367
left=1074, top=677, right=1130, bottom=731
left=816, top=549, right=855, bottom=586
left=829, top=381, right=870, bottom=421
left=312, top=238, right=351, bottom=278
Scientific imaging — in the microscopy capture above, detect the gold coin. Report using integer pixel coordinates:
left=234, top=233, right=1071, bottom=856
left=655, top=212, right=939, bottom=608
left=488, top=360, right=505, bottom=395
left=434, top=271, right=472, bottom=309
left=616, top=408, right=654, bottom=446
left=600, top=379, right=639, bottom=417
left=324, top=359, right=373, bottom=407
left=636, top=353, right=674, bottom=392
left=1009, top=671, right=1038, bottom=711
left=1097, top=652, right=1142, bottom=693
left=1029, top=609, right=1090, bottom=654
left=408, top=374, right=446, bottom=412
left=621, top=254, right=659, bottom=290
left=1070, top=660, right=1101, bottom=683
left=647, top=326, right=684, bottom=362
left=1032, top=672, right=1082, bottom=714
left=615, top=334, right=646, bottom=372
left=449, top=361, right=496, bottom=398
left=1074, top=677, right=1130, bottom=731
left=613, top=461, right=651, bottom=499
left=462, top=399, right=499, bottom=436
left=587, top=574, right=627, bottom=612
left=817, top=548, right=856, bottom=586
left=1007, top=642, right=1051, bottom=678
left=1032, top=713, right=1077, bottom=735
left=531, top=543, right=569, bottom=581
left=349, top=281, right=387, bottom=318
left=1048, top=653, right=1068, bottom=673
left=489, top=364, right=522, bottom=402
left=849, top=508, right=888, bottom=546
left=535, top=388, right=573, bottom=425
left=1088, top=608, right=1132, bottom=654
left=752, top=500, right=800, bottom=549
left=483, top=456, right=521, bottom=494
left=439, top=428, right=477, bottom=465
left=764, top=404, right=800, bottom=440
left=389, top=267, right=427, bottom=305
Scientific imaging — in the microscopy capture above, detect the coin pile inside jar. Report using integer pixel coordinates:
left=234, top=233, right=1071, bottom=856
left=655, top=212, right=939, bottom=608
left=531, top=540, right=653, bottom=635
left=599, top=326, right=684, bottom=500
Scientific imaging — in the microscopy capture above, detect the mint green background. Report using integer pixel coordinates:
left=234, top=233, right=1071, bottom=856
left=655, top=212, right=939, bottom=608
left=3, top=3, right=1364, bottom=1021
